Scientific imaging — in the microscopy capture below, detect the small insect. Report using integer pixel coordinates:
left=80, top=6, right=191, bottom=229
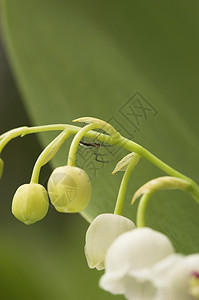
left=78, top=139, right=114, bottom=163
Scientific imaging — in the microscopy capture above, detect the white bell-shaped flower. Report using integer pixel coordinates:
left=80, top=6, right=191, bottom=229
left=100, top=227, right=175, bottom=300
left=155, top=254, right=199, bottom=300
left=85, top=213, right=135, bottom=271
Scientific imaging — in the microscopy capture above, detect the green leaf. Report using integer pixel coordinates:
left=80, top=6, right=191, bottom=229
left=1, top=0, right=199, bottom=259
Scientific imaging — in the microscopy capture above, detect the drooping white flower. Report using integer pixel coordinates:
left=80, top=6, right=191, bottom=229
left=85, top=213, right=135, bottom=270
left=155, top=254, right=199, bottom=300
left=100, top=227, right=175, bottom=300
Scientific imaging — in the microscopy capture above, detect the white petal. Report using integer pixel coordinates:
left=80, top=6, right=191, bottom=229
left=85, top=213, right=135, bottom=270
left=124, top=275, right=157, bottom=300
left=100, top=228, right=174, bottom=296
left=151, top=253, right=184, bottom=288
left=105, top=228, right=175, bottom=272
left=124, top=259, right=184, bottom=300
left=156, top=254, right=199, bottom=300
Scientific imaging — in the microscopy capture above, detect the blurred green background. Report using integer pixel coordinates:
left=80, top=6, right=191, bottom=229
left=0, top=1, right=199, bottom=299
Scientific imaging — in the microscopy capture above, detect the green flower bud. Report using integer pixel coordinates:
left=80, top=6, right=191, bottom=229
left=0, top=158, right=4, bottom=179
left=12, top=183, right=49, bottom=225
left=47, top=166, right=91, bottom=213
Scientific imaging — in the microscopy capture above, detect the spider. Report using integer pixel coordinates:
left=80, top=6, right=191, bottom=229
left=78, top=139, right=114, bottom=163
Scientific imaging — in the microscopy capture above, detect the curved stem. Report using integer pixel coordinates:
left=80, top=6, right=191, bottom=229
left=114, top=154, right=140, bottom=215
left=1, top=124, right=185, bottom=181
left=136, top=176, right=199, bottom=227
left=67, top=123, right=97, bottom=167
left=0, top=127, right=28, bottom=153
left=0, top=124, right=112, bottom=155
left=73, top=117, right=120, bottom=138
left=136, top=193, right=152, bottom=228
left=67, top=118, right=121, bottom=167
left=1, top=123, right=199, bottom=203
left=185, top=183, right=199, bottom=205
left=136, top=193, right=152, bottom=227
left=30, top=129, right=71, bottom=183
left=119, top=137, right=192, bottom=182
left=121, top=137, right=199, bottom=203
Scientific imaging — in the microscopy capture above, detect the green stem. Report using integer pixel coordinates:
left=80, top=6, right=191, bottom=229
left=136, top=193, right=153, bottom=227
left=186, top=183, right=199, bottom=205
left=1, top=123, right=199, bottom=204
left=119, top=137, right=191, bottom=182
left=67, top=118, right=121, bottom=166
left=30, top=129, right=71, bottom=183
left=114, top=154, right=140, bottom=215
left=136, top=176, right=199, bottom=227
left=121, top=137, right=199, bottom=203
left=0, top=127, right=28, bottom=153
left=67, top=123, right=97, bottom=167
left=0, top=124, right=112, bottom=155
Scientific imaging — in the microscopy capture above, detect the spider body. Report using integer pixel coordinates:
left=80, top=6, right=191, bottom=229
left=79, top=139, right=113, bottom=163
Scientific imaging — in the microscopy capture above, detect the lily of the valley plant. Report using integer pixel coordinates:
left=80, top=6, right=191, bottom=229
left=0, top=117, right=199, bottom=300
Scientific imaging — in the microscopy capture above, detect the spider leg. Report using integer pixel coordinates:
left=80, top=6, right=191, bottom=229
left=95, top=157, right=115, bottom=163
left=99, top=148, right=116, bottom=158
left=94, top=147, right=116, bottom=163
left=95, top=152, right=112, bottom=157
left=91, top=130, right=115, bottom=147
left=100, top=143, right=114, bottom=147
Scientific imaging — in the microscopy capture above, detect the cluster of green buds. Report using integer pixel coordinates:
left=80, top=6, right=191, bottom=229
left=11, top=164, right=92, bottom=225
left=0, top=117, right=120, bottom=225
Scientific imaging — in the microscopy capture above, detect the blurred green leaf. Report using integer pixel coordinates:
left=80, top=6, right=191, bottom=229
left=1, top=0, right=199, bottom=290
left=0, top=215, right=124, bottom=300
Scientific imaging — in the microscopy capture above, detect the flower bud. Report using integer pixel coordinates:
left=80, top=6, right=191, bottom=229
left=0, top=158, right=4, bottom=179
left=85, top=213, right=136, bottom=270
left=12, top=183, right=49, bottom=225
left=47, top=166, right=91, bottom=213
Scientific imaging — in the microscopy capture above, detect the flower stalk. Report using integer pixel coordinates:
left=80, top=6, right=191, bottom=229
left=132, top=176, right=197, bottom=227
left=30, top=129, right=71, bottom=184
left=113, top=153, right=140, bottom=215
